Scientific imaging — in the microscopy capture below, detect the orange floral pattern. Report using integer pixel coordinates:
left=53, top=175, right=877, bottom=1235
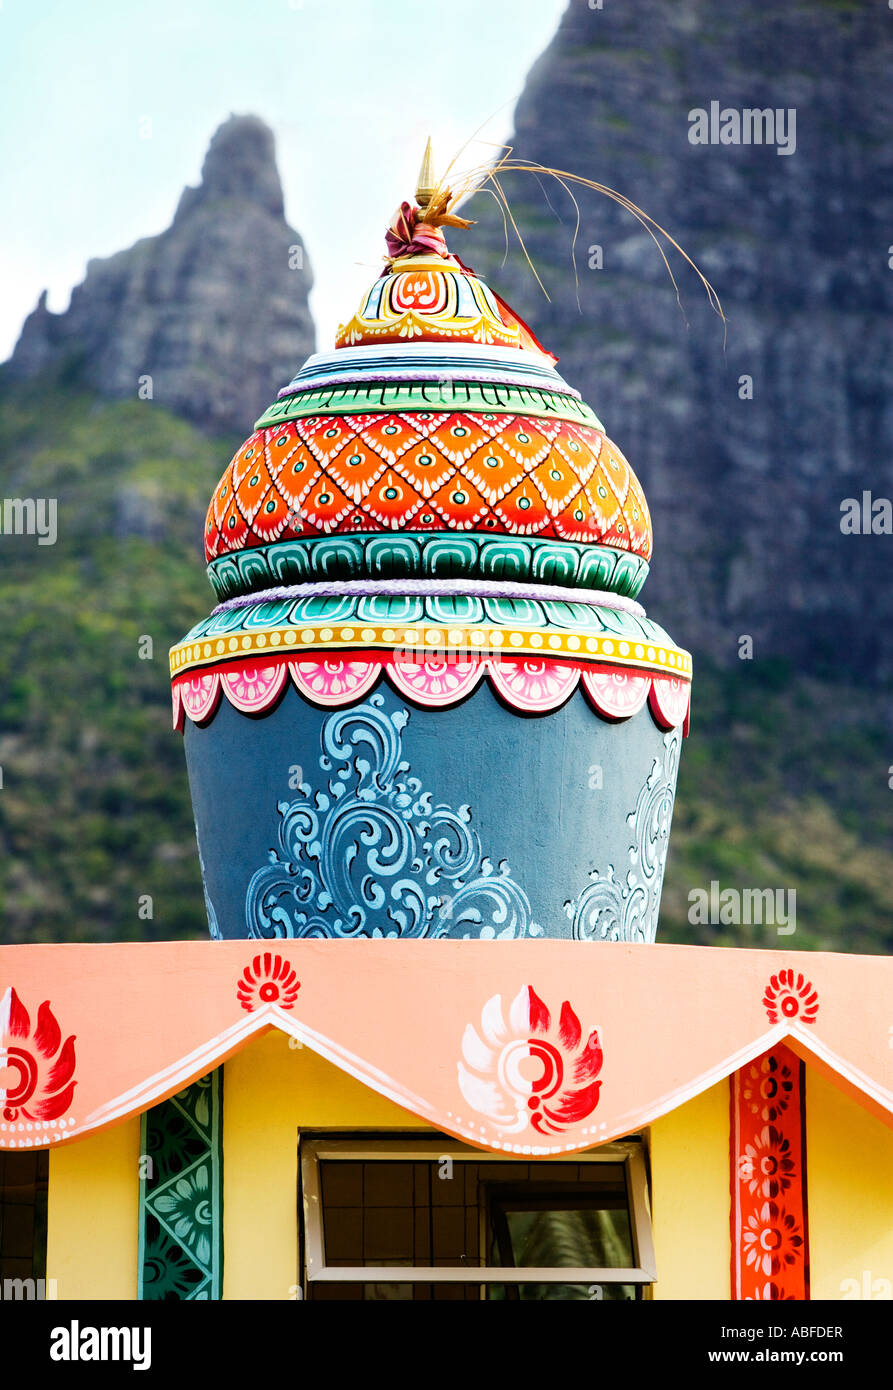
left=204, top=414, right=652, bottom=562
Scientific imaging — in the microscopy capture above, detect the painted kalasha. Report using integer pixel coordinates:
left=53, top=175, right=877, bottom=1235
left=171, top=162, right=692, bottom=943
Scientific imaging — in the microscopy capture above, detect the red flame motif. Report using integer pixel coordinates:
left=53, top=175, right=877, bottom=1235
left=236, top=953, right=301, bottom=1013
left=763, top=971, right=819, bottom=1027
left=458, top=986, right=603, bottom=1136
left=0, top=988, right=77, bottom=1122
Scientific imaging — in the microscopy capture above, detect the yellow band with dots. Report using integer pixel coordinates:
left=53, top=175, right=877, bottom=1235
left=170, top=625, right=692, bottom=680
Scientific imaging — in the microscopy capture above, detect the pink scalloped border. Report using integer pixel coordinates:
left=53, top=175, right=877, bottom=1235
left=289, top=656, right=381, bottom=707
left=178, top=672, right=222, bottom=724
left=220, top=661, right=289, bottom=714
left=173, top=652, right=690, bottom=734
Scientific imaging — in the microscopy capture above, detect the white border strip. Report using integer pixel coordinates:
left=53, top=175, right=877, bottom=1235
left=67, top=1017, right=893, bottom=1159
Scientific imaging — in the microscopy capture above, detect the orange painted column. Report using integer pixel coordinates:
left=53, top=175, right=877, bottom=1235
left=729, top=1043, right=808, bottom=1300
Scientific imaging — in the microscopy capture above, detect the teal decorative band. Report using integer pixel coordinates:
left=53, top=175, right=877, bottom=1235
left=207, top=533, right=649, bottom=603
left=173, top=590, right=689, bottom=681
left=138, top=1070, right=223, bottom=1300
left=254, top=380, right=603, bottom=431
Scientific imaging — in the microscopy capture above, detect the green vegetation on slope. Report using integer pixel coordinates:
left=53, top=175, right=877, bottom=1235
left=662, top=664, right=893, bottom=954
left=0, top=381, right=890, bottom=950
left=0, top=379, right=235, bottom=941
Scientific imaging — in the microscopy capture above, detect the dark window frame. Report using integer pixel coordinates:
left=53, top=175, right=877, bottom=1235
left=299, top=1135, right=655, bottom=1296
left=0, top=1148, right=49, bottom=1288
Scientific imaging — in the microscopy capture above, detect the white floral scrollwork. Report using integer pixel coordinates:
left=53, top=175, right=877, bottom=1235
left=245, top=695, right=542, bottom=940
left=563, top=728, right=681, bottom=943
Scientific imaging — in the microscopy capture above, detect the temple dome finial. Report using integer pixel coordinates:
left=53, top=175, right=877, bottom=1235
left=415, top=136, right=437, bottom=212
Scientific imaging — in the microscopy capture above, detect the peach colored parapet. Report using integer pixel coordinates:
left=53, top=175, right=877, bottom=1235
left=1, top=941, right=890, bottom=1154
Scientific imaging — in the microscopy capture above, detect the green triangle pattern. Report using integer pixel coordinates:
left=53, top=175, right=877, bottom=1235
left=138, top=1070, right=223, bottom=1300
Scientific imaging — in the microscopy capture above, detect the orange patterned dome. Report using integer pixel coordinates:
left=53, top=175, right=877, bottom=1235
left=205, top=411, right=651, bottom=560
left=201, top=195, right=655, bottom=600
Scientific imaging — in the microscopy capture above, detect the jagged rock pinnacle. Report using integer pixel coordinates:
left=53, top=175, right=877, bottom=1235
left=6, top=115, right=314, bottom=438
left=175, top=114, right=286, bottom=223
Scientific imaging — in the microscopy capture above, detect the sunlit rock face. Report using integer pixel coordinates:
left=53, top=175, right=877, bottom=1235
left=464, top=0, right=893, bottom=680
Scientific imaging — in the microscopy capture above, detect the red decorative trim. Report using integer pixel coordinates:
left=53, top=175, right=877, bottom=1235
left=178, top=671, right=221, bottom=726
left=763, top=971, right=819, bottom=1027
left=236, top=953, right=301, bottom=1013
left=388, top=652, right=484, bottom=705
left=0, top=988, right=77, bottom=1126
left=458, top=985, right=603, bottom=1137
left=289, top=656, right=380, bottom=706
left=488, top=656, right=580, bottom=712
left=649, top=674, right=691, bottom=731
left=731, top=1044, right=809, bottom=1300
left=582, top=667, right=650, bottom=719
left=172, top=652, right=690, bottom=731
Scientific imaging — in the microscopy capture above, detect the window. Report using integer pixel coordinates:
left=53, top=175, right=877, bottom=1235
left=300, top=1137, right=654, bottom=1301
left=0, top=1149, right=49, bottom=1297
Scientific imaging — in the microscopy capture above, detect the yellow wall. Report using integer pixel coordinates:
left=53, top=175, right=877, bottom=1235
left=222, top=1030, right=429, bottom=1300
left=225, top=1038, right=733, bottom=1301
left=807, top=1071, right=893, bottom=1300
left=41, top=1040, right=893, bottom=1303
left=47, top=1116, right=141, bottom=1300
left=649, top=1081, right=731, bottom=1300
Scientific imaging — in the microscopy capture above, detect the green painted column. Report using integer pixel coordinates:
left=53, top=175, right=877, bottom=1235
left=138, top=1071, right=223, bottom=1300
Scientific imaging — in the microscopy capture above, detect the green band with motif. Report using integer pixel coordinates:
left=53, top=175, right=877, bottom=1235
left=254, top=380, right=603, bottom=430
left=172, top=591, right=690, bottom=683
left=207, top=533, right=649, bottom=603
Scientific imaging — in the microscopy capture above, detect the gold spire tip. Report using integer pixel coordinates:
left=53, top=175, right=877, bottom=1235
left=415, top=137, right=436, bottom=211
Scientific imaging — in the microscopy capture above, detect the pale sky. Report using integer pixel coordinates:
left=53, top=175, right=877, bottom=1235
left=0, top=0, right=567, bottom=359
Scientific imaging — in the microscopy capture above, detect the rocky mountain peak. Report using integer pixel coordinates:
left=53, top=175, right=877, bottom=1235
left=5, top=115, right=314, bottom=438
left=174, top=114, right=285, bottom=223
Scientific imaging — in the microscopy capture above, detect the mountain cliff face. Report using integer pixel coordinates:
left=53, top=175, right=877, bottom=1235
left=6, top=115, right=314, bottom=436
left=465, top=0, right=893, bottom=677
